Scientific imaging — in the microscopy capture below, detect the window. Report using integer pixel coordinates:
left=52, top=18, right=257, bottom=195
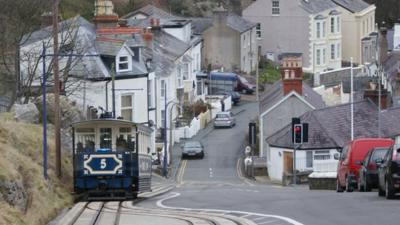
left=183, top=63, right=189, bottom=80
left=306, top=151, right=313, bottom=168
left=177, top=66, right=183, bottom=87
left=316, top=49, right=321, bottom=65
left=331, top=17, right=335, bottom=33
left=322, top=49, right=326, bottom=64
left=148, top=80, right=153, bottom=108
left=337, top=43, right=341, bottom=59
left=322, top=21, right=326, bottom=37
left=121, top=95, right=133, bottom=121
left=272, top=0, right=280, bottom=15
left=331, top=44, right=335, bottom=60
left=256, top=23, right=261, bottom=38
left=197, top=80, right=202, bottom=95
left=161, top=110, right=165, bottom=128
left=116, top=127, right=134, bottom=151
left=161, top=80, right=166, bottom=97
left=336, top=17, right=340, bottom=33
left=314, top=150, right=331, bottom=160
left=75, top=128, right=95, bottom=153
left=99, top=128, right=112, bottom=149
left=316, top=22, right=321, bottom=38
left=118, top=56, right=129, bottom=71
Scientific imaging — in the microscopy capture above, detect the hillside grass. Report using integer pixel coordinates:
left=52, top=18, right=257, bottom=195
left=0, top=113, right=73, bottom=225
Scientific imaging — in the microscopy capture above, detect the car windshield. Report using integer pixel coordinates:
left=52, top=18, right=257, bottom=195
left=216, top=114, right=229, bottom=118
left=371, top=149, right=388, bottom=161
left=184, top=142, right=201, bottom=148
left=239, top=76, right=249, bottom=83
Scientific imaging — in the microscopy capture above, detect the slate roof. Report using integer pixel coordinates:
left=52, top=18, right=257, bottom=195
left=259, top=80, right=326, bottom=113
left=226, top=13, right=257, bottom=33
left=341, top=76, right=375, bottom=93
left=122, top=4, right=181, bottom=20
left=190, top=18, right=213, bottom=35
left=267, top=99, right=400, bottom=150
left=299, top=0, right=338, bottom=14
left=21, top=16, right=95, bottom=46
left=331, top=0, right=371, bottom=13
left=142, top=30, right=190, bottom=77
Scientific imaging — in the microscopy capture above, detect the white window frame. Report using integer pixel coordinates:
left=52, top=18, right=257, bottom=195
left=331, top=17, right=335, bottom=33
left=322, top=21, right=326, bottom=37
left=316, top=49, right=321, bottom=65
left=161, top=110, right=166, bottom=128
left=316, top=22, right=321, bottom=38
left=183, top=63, right=189, bottom=81
left=322, top=48, right=326, bottom=65
left=161, top=80, right=166, bottom=97
left=314, top=150, right=331, bottom=160
left=336, top=43, right=341, bottom=59
left=272, top=0, right=280, bottom=15
left=120, top=94, right=134, bottom=121
left=117, top=55, right=130, bottom=72
left=331, top=44, right=335, bottom=60
left=306, top=151, right=313, bottom=168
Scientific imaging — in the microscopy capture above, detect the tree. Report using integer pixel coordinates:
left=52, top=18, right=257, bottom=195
left=0, top=0, right=51, bottom=109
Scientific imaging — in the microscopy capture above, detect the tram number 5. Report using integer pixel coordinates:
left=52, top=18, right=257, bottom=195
left=100, top=159, right=107, bottom=169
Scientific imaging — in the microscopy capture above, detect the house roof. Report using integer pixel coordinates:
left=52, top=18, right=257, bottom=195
left=226, top=13, right=257, bottom=33
left=331, top=0, right=371, bottom=13
left=299, top=0, right=338, bottom=14
left=122, top=4, right=181, bottom=20
left=21, top=16, right=94, bottom=46
left=190, top=13, right=256, bottom=35
left=267, top=100, right=400, bottom=149
left=341, top=76, right=375, bottom=93
left=259, top=80, right=326, bottom=113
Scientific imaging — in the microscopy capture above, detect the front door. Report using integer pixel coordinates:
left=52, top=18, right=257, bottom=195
left=283, top=151, right=293, bottom=175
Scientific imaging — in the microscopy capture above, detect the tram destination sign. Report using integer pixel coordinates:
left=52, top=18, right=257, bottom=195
left=83, top=154, right=123, bottom=175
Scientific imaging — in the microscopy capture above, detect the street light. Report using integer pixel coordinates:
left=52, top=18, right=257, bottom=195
left=40, top=42, right=98, bottom=179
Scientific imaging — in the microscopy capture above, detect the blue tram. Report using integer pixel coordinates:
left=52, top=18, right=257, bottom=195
left=72, top=119, right=152, bottom=200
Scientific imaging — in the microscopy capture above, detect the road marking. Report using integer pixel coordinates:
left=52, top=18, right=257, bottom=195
left=157, top=192, right=304, bottom=225
left=258, top=220, right=279, bottom=224
left=236, top=158, right=255, bottom=186
left=176, top=160, right=187, bottom=186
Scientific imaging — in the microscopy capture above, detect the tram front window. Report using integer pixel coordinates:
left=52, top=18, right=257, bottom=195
left=100, top=128, right=112, bottom=150
left=117, top=127, right=135, bottom=152
left=75, top=128, right=95, bottom=153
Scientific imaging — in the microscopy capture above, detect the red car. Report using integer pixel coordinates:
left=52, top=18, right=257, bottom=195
left=336, top=138, right=394, bottom=192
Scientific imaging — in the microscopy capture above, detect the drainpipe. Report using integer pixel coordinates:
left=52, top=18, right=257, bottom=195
left=105, top=80, right=111, bottom=112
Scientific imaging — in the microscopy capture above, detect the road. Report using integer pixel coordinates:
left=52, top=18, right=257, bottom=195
left=55, top=100, right=400, bottom=225
left=138, top=100, right=400, bottom=225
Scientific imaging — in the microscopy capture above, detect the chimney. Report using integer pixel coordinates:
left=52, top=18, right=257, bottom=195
left=93, top=0, right=119, bottom=29
left=363, top=82, right=389, bottom=109
left=212, top=4, right=228, bottom=25
left=41, top=12, right=53, bottom=28
left=280, top=53, right=303, bottom=95
left=150, top=18, right=162, bottom=33
left=118, top=19, right=128, bottom=27
left=379, top=23, right=388, bottom=64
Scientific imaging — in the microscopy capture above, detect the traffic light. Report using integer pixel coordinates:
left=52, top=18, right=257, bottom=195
left=294, top=124, right=303, bottom=144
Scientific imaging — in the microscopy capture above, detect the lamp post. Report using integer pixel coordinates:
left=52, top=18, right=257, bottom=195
left=40, top=43, right=98, bottom=179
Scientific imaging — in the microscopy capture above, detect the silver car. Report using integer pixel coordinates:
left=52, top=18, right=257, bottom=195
left=182, top=141, right=204, bottom=159
left=214, top=111, right=236, bottom=128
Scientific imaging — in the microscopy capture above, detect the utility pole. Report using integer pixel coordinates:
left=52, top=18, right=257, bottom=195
left=53, top=0, right=61, bottom=178
left=256, top=49, right=259, bottom=102
left=163, top=82, right=168, bottom=178
left=350, top=57, right=354, bottom=141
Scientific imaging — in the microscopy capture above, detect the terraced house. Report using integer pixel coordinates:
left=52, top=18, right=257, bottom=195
left=243, top=0, right=342, bottom=74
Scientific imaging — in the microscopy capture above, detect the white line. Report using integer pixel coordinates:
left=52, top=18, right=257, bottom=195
left=257, top=220, right=279, bottom=224
left=156, top=192, right=304, bottom=225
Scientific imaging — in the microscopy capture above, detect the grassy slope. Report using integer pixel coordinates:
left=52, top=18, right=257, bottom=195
left=0, top=113, right=73, bottom=225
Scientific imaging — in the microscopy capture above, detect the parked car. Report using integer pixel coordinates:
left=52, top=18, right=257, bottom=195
left=223, top=91, right=241, bottom=105
left=358, top=147, right=389, bottom=192
left=237, top=75, right=256, bottom=94
left=336, top=138, right=394, bottom=192
left=377, top=144, right=400, bottom=199
left=181, top=141, right=204, bottom=159
left=214, top=111, right=236, bottom=128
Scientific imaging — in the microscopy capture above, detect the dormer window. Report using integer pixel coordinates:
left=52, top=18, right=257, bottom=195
left=118, top=56, right=129, bottom=71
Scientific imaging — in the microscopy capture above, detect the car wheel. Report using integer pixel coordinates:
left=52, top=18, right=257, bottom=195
left=336, top=178, right=344, bottom=193
left=346, top=176, right=353, bottom=192
left=364, top=178, right=371, bottom=192
left=358, top=177, right=364, bottom=192
left=385, top=179, right=395, bottom=199
left=378, top=183, right=385, bottom=196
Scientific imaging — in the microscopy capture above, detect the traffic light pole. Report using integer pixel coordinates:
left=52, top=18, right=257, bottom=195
left=293, top=144, right=298, bottom=185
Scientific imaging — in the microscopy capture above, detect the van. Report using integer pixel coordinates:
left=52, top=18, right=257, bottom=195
left=209, top=72, right=255, bottom=95
left=336, top=138, right=394, bottom=192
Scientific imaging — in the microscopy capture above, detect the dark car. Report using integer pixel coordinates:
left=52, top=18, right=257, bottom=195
left=223, top=91, right=241, bottom=105
left=377, top=144, right=400, bottom=199
left=358, top=147, right=389, bottom=192
left=181, top=141, right=204, bottom=159
left=236, top=75, right=256, bottom=94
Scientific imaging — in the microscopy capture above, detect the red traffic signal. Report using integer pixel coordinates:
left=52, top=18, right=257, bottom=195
left=293, top=124, right=302, bottom=144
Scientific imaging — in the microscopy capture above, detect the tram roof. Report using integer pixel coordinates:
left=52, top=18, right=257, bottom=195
left=72, top=119, right=153, bottom=133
